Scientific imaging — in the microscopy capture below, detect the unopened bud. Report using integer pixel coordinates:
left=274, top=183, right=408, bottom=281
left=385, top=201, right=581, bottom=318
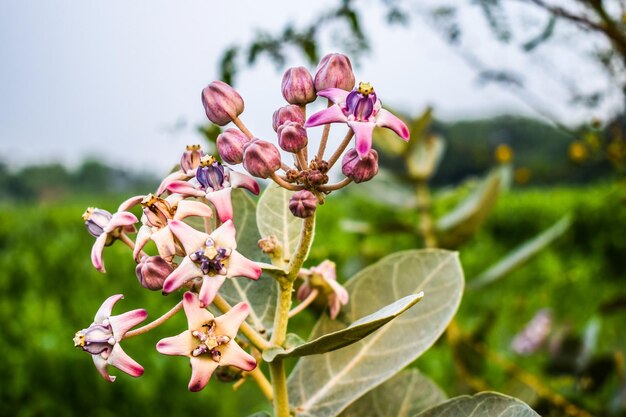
left=201, top=81, right=244, bottom=126
left=242, top=139, right=282, bottom=179
left=277, top=122, right=308, bottom=153
left=289, top=190, right=317, bottom=218
left=342, top=148, right=379, bottom=183
left=135, top=255, right=174, bottom=291
left=272, top=105, right=305, bottom=132
left=314, top=53, right=355, bottom=91
left=281, top=66, right=316, bottom=105
left=180, top=145, right=204, bottom=174
left=217, top=129, right=250, bottom=164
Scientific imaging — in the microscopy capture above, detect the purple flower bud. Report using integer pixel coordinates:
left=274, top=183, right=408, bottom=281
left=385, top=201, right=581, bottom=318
left=277, top=122, right=308, bottom=153
left=281, top=66, right=316, bottom=105
left=272, top=105, right=305, bottom=132
left=342, top=148, right=379, bottom=183
left=83, top=207, right=113, bottom=238
left=314, top=53, right=355, bottom=92
left=201, top=81, right=244, bottom=126
left=289, top=190, right=317, bottom=218
left=242, top=140, right=282, bottom=179
left=217, top=129, right=250, bottom=165
left=135, top=255, right=174, bottom=291
left=180, top=144, right=204, bottom=174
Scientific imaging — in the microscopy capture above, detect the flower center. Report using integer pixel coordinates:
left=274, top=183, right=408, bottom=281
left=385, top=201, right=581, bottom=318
left=141, top=194, right=174, bottom=228
left=191, top=320, right=231, bottom=362
left=189, top=238, right=231, bottom=276
left=73, top=321, right=116, bottom=357
left=196, top=155, right=228, bottom=192
left=345, top=82, right=377, bottom=121
left=83, top=207, right=113, bottom=238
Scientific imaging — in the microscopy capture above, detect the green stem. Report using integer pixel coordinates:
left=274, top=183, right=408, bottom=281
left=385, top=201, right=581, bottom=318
left=286, top=215, right=316, bottom=281
left=416, top=180, right=438, bottom=248
left=270, top=280, right=294, bottom=347
left=269, top=360, right=290, bottom=417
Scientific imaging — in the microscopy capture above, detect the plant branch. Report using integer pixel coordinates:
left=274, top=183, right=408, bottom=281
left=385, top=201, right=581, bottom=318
left=124, top=301, right=183, bottom=339
left=118, top=232, right=147, bottom=259
left=316, top=100, right=333, bottom=161
left=318, top=178, right=352, bottom=192
left=326, top=130, right=354, bottom=169
left=416, top=180, right=438, bottom=248
left=288, top=289, right=319, bottom=318
left=231, top=115, right=255, bottom=139
left=247, top=367, right=274, bottom=401
left=269, top=360, right=290, bottom=417
left=270, top=172, right=305, bottom=191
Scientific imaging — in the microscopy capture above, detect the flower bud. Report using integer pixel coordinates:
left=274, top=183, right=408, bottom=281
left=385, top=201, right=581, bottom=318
left=342, top=148, right=379, bottom=183
left=281, top=67, right=316, bottom=105
left=217, top=129, right=250, bottom=164
left=135, top=255, right=174, bottom=291
left=272, top=105, right=305, bottom=132
left=277, top=122, right=308, bottom=153
left=201, top=81, right=244, bottom=126
left=289, top=190, right=317, bottom=218
left=242, top=139, right=282, bottom=179
left=314, top=53, right=355, bottom=91
left=180, top=144, right=204, bottom=174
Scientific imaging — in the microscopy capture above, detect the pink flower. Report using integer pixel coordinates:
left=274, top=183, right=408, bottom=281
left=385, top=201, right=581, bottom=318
left=156, top=292, right=256, bottom=392
left=73, top=294, right=147, bottom=382
left=155, top=145, right=205, bottom=195
left=162, top=219, right=261, bottom=307
left=305, top=82, right=410, bottom=158
left=83, top=207, right=138, bottom=273
left=297, top=260, right=349, bottom=319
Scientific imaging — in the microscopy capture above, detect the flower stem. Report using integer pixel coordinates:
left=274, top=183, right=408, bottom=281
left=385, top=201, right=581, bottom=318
left=247, top=367, right=274, bottom=401
left=118, top=232, right=147, bottom=259
left=270, top=280, right=294, bottom=346
left=295, top=149, right=308, bottom=171
left=287, top=215, right=316, bottom=282
left=212, top=294, right=271, bottom=351
left=270, top=172, right=304, bottom=192
left=123, top=301, right=183, bottom=339
left=318, top=178, right=352, bottom=193
left=231, top=115, right=254, bottom=139
left=316, top=100, right=333, bottom=161
left=326, top=130, right=354, bottom=169
left=288, top=289, right=318, bottom=318
left=416, top=181, right=438, bottom=248
left=269, top=360, right=290, bottom=417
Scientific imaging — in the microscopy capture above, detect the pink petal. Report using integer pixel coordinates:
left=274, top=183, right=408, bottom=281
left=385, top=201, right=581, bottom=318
left=215, top=302, right=250, bottom=338
left=157, top=171, right=187, bottom=196
left=91, top=234, right=108, bottom=273
left=228, top=171, right=260, bottom=195
left=376, top=108, right=410, bottom=141
left=226, top=250, right=261, bottom=280
left=347, top=121, right=376, bottom=158
left=210, top=219, right=237, bottom=250
left=109, top=308, right=147, bottom=340
left=327, top=279, right=349, bottom=306
left=316, top=88, right=349, bottom=104
left=94, top=294, right=124, bottom=323
left=167, top=181, right=205, bottom=198
left=93, top=354, right=115, bottom=382
left=220, top=341, right=257, bottom=371
left=156, top=330, right=194, bottom=356
left=168, top=220, right=210, bottom=255
left=133, top=225, right=152, bottom=261
left=117, top=195, right=144, bottom=212
left=183, top=291, right=215, bottom=329
left=108, top=344, right=144, bottom=377
left=205, top=188, right=234, bottom=223
left=105, top=211, right=138, bottom=233
left=188, top=356, right=219, bottom=392
left=150, top=227, right=177, bottom=262
left=296, top=282, right=312, bottom=301
left=305, top=105, right=347, bottom=128
left=198, top=275, right=227, bottom=308
left=162, top=257, right=201, bottom=294
left=328, top=294, right=342, bottom=320
left=174, top=200, right=213, bottom=221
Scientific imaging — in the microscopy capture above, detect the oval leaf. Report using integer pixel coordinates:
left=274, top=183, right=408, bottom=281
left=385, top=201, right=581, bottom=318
left=263, top=294, right=424, bottom=362
left=339, top=369, right=447, bottom=417
left=415, top=392, right=539, bottom=417
left=288, top=249, right=464, bottom=417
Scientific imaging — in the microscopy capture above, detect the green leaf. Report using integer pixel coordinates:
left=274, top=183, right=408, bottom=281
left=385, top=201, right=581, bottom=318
left=245, top=412, right=271, bottom=417
left=437, top=166, right=510, bottom=249
left=469, top=215, right=571, bottom=290
left=339, top=369, right=447, bottom=417
left=407, top=135, right=446, bottom=180
left=263, top=294, right=423, bottom=362
left=219, top=189, right=277, bottom=334
left=288, top=250, right=464, bottom=417
left=415, top=392, right=539, bottom=417
left=256, top=183, right=307, bottom=264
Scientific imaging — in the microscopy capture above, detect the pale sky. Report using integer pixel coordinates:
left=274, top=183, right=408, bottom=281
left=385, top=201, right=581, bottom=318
left=0, top=0, right=620, bottom=175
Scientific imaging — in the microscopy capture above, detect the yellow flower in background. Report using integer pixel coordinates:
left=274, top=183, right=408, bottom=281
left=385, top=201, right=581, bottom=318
left=514, top=167, right=532, bottom=185
left=568, top=141, right=588, bottom=163
left=495, top=144, right=513, bottom=164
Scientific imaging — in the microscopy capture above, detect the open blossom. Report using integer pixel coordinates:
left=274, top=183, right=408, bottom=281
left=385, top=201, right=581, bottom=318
left=156, top=292, right=256, bottom=392
left=305, top=82, right=410, bottom=158
left=162, top=219, right=261, bottom=307
left=156, top=145, right=205, bottom=195
left=83, top=207, right=138, bottom=273
left=297, top=260, right=348, bottom=319
left=73, top=294, right=147, bottom=382
left=167, top=155, right=259, bottom=223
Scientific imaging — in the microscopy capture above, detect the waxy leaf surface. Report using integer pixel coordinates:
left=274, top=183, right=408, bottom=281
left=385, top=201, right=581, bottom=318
left=415, top=392, right=539, bottom=417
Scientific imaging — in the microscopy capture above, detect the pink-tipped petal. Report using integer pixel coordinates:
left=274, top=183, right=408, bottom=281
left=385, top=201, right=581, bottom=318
left=117, top=195, right=145, bottom=212
left=226, top=250, right=261, bottom=280
left=210, top=219, right=237, bottom=250
left=305, top=105, right=347, bottom=128
left=215, top=302, right=250, bottom=338
left=168, top=220, right=210, bottom=255
left=133, top=226, right=152, bottom=262
left=105, top=211, right=138, bottom=233
left=316, top=87, right=350, bottom=104
left=93, top=354, right=115, bottom=382
left=328, top=295, right=342, bottom=320
left=327, top=279, right=349, bottom=306
left=205, top=188, right=234, bottom=223
left=296, top=282, right=312, bottom=302
left=162, top=257, right=201, bottom=294
left=157, top=171, right=188, bottom=196
left=376, top=108, right=410, bottom=141
left=156, top=330, right=194, bottom=356
left=108, top=344, right=144, bottom=377
left=198, top=275, right=226, bottom=308
left=220, top=342, right=257, bottom=371
left=109, top=309, right=148, bottom=340
left=174, top=200, right=213, bottom=221
left=166, top=181, right=205, bottom=198
left=183, top=291, right=215, bottom=329
left=94, top=294, right=124, bottom=323
left=188, top=357, right=219, bottom=392
left=91, top=234, right=108, bottom=273
left=347, top=121, right=376, bottom=158
left=150, top=227, right=177, bottom=262
left=228, top=171, right=260, bottom=195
